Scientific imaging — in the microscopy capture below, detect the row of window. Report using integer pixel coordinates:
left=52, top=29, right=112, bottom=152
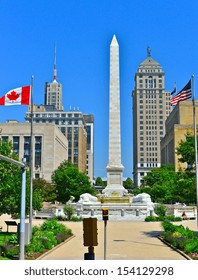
left=140, top=115, right=163, bottom=119
left=139, top=69, right=162, bottom=73
left=139, top=163, right=159, bottom=168
left=33, top=119, right=81, bottom=125
left=139, top=93, right=163, bottom=97
left=140, top=153, right=158, bottom=157
left=140, top=121, right=163, bottom=125
left=140, top=147, right=158, bottom=151
left=140, top=157, right=158, bottom=162
left=139, top=105, right=164, bottom=109
left=139, top=126, right=163, bottom=130
left=1, top=136, right=42, bottom=168
left=139, top=110, right=164, bottom=115
left=32, top=113, right=81, bottom=118
left=140, top=142, right=158, bottom=146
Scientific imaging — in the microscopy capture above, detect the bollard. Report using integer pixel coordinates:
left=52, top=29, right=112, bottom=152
left=135, top=209, right=139, bottom=216
left=121, top=209, right=125, bottom=217
left=77, top=209, right=80, bottom=216
left=149, top=210, right=153, bottom=216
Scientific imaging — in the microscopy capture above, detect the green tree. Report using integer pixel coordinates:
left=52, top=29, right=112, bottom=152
left=0, top=139, right=43, bottom=216
left=172, top=170, right=196, bottom=204
left=33, top=178, right=57, bottom=203
left=123, top=177, right=134, bottom=189
left=95, top=177, right=105, bottom=186
left=137, top=164, right=178, bottom=203
left=0, top=139, right=25, bottom=215
left=176, top=131, right=196, bottom=170
left=52, top=160, right=96, bottom=203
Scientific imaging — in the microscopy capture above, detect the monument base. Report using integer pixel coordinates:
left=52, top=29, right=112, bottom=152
left=99, top=195, right=131, bottom=204
left=102, top=186, right=128, bottom=197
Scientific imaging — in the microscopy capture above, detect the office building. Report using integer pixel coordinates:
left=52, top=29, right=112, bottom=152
left=0, top=121, right=68, bottom=181
left=25, top=106, right=88, bottom=174
left=161, top=100, right=198, bottom=170
left=83, top=114, right=94, bottom=183
left=132, top=48, right=172, bottom=187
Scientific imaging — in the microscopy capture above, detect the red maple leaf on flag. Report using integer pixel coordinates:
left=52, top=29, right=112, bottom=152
left=7, top=90, right=20, bottom=101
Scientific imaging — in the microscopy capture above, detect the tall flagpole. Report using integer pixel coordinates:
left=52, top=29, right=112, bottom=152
left=29, top=75, right=34, bottom=233
left=192, top=75, right=198, bottom=226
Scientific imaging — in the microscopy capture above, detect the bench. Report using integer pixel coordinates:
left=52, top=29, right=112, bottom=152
left=5, top=221, right=18, bottom=232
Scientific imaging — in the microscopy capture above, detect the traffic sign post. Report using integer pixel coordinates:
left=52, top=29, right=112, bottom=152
left=102, top=208, right=109, bottom=260
left=83, top=217, right=98, bottom=260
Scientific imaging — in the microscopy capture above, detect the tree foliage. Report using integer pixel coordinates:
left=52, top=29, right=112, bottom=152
left=123, top=177, right=134, bottom=189
left=176, top=131, right=196, bottom=169
left=0, top=139, right=44, bottom=216
left=33, top=178, right=56, bottom=203
left=95, top=177, right=105, bottom=187
left=52, top=160, right=96, bottom=203
left=0, top=140, right=25, bottom=215
left=133, top=164, right=196, bottom=204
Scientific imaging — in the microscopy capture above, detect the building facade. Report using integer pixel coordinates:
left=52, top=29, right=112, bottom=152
left=0, top=121, right=68, bottom=181
left=25, top=106, right=88, bottom=175
left=83, top=114, right=94, bottom=183
left=132, top=48, right=172, bottom=187
left=161, top=100, right=198, bottom=170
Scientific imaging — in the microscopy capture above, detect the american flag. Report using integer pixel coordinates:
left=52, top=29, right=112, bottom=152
left=170, top=80, right=192, bottom=106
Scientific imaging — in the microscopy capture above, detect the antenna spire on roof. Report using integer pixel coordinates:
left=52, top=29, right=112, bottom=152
left=53, top=43, right=57, bottom=82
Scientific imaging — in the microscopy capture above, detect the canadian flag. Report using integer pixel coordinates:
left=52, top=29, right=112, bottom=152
left=0, top=85, right=31, bottom=106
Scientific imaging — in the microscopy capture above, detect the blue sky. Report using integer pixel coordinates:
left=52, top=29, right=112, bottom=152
left=0, top=0, right=198, bottom=179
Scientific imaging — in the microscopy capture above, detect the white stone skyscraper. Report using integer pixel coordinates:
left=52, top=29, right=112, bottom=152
left=103, top=35, right=127, bottom=197
left=132, top=48, right=172, bottom=187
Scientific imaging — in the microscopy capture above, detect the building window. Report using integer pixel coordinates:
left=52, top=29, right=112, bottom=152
left=24, top=136, right=31, bottom=165
left=13, top=136, right=20, bottom=155
left=1, top=136, right=8, bottom=142
left=35, top=136, right=42, bottom=168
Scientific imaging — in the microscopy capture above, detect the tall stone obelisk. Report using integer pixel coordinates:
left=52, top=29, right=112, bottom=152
left=103, top=35, right=127, bottom=197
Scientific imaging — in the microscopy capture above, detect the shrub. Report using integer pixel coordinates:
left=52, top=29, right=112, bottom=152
left=161, top=221, right=198, bottom=257
left=63, top=204, right=75, bottom=220
left=40, top=232, right=58, bottom=249
left=8, top=234, right=18, bottom=245
left=145, top=216, right=159, bottom=222
left=161, top=221, right=177, bottom=233
left=184, top=239, right=198, bottom=254
left=27, top=237, right=45, bottom=254
left=71, top=216, right=81, bottom=222
left=0, top=244, right=19, bottom=258
left=154, top=203, right=167, bottom=216
left=40, top=219, right=66, bottom=235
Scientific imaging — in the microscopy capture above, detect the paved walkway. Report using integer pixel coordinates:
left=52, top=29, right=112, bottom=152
left=37, top=219, right=197, bottom=260
left=1, top=214, right=197, bottom=260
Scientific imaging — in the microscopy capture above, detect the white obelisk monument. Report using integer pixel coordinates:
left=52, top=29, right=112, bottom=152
left=103, top=35, right=127, bottom=197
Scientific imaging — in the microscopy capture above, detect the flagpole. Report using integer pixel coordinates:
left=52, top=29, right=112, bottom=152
left=29, top=75, right=34, bottom=233
left=192, top=75, right=198, bottom=226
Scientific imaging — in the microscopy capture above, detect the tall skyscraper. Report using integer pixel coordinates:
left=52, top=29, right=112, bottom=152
left=44, top=46, right=63, bottom=110
left=132, top=48, right=171, bottom=187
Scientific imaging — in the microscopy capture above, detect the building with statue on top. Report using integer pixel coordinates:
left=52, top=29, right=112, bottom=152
left=132, top=48, right=172, bottom=188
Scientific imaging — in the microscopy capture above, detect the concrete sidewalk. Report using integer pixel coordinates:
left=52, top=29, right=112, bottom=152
left=37, top=219, right=197, bottom=260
